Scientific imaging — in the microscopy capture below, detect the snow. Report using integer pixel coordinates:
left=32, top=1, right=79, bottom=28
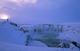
left=0, top=41, right=79, bottom=51
left=0, top=21, right=80, bottom=51
left=28, top=40, right=47, bottom=47
left=58, top=24, right=80, bottom=43
left=0, top=21, right=47, bottom=47
left=0, top=21, right=26, bottom=45
left=58, top=32, right=80, bottom=43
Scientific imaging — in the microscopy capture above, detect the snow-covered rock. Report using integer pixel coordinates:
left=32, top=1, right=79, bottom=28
left=0, top=22, right=80, bottom=49
left=0, top=22, right=47, bottom=47
left=58, top=32, right=80, bottom=43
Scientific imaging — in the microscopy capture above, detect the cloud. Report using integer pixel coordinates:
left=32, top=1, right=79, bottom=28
left=0, top=0, right=38, bottom=11
left=0, top=0, right=68, bottom=19
left=0, top=0, right=67, bottom=11
left=0, top=0, right=37, bottom=7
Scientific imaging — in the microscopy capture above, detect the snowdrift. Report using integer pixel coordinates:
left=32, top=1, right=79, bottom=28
left=0, top=41, right=79, bottom=51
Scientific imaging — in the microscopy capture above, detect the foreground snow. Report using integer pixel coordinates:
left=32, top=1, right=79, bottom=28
left=0, top=21, right=80, bottom=51
left=0, top=41, right=79, bottom=51
left=0, top=22, right=26, bottom=45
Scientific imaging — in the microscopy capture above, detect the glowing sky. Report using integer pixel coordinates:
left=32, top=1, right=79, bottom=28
left=0, top=14, right=10, bottom=20
left=0, top=0, right=80, bottom=24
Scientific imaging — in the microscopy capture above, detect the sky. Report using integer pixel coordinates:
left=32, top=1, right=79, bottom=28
left=0, top=0, right=80, bottom=24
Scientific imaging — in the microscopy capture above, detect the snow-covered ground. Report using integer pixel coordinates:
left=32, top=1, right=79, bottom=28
left=0, top=21, right=26, bottom=45
left=0, top=41, right=79, bottom=51
left=0, top=21, right=80, bottom=51
left=58, top=23, right=80, bottom=43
